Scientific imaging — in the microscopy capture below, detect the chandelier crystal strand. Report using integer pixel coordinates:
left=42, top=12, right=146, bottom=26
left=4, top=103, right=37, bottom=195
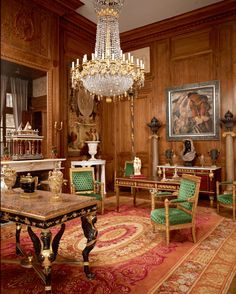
left=71, top=0, right=145, bottom=102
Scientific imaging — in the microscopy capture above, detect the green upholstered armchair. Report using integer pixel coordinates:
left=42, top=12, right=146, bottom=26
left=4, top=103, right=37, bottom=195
left=124, top=161, right=134, bottom=177
left=69, top=167, right=105, bottom=214
left=114, top=160, right=134, bottom=192
left=150, top=174, right=201, bottom=245
left=216, top=181, right=236, bottom=221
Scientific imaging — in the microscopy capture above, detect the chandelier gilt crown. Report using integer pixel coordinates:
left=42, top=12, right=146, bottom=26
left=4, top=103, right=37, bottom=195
left=71, top=0, right=145, bottom=102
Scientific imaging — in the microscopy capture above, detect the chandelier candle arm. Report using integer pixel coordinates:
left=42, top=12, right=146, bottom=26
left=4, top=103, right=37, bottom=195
left=71, top=0, right=145, bottom=102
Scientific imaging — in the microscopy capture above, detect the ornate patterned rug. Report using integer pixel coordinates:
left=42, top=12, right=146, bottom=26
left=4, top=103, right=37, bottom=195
left=1, top=198, right=236, bottom=293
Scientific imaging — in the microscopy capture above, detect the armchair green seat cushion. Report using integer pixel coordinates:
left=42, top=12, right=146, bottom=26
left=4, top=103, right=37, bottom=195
left=79, top=191, right=103, bottom=201
left=216, top=181, right=235, bottom=221
left=70, top=167, right=105, bottom=214
left=217, top=194, right=233, bottom=205
left=156, top=191, right=173, bottom=196
left=150, top=174, right=201, bottom=245
left=151, top=208, right=192, bottom=225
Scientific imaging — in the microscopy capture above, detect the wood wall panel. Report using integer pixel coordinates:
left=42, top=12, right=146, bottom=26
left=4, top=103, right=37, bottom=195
left=171, top=53, right=213, bottom=85
left=218, top=22, right=236, bottom=114
left=1, top=0, right=60, bottom=158
left=171, top=30, right=211, bottom=58
left=134, top=97, right=151, bottom=152
left=100, top=2, right=236, bottom=189
left=1, top=0, right=53, bottom=63
left=216, top=21, right=236, bottom=178
left=97, top=4, right=236, bottom=189
left=233, top=21, right=236, bottom=116
left=116, top=101, right=132, bottom=152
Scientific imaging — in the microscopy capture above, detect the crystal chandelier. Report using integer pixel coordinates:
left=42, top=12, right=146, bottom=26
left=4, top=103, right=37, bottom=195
left=71, top=0, right=145, bottom=102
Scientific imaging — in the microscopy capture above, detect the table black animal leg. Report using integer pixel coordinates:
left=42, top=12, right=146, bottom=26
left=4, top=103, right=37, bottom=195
left=15, top=223, right=23, bottom=256
left=81, top=213, right=97, bottom=279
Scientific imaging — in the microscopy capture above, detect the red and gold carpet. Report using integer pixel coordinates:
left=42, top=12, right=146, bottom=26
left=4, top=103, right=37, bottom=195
left=1, top=197, right=236, bottom=293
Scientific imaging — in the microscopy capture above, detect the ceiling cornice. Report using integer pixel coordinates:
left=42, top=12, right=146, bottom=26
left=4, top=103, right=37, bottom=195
left=32, top=0, right=83, bottom=16
left=120, top=0, right=236, bottom=49
left=61, top=11, right=96, bottom=37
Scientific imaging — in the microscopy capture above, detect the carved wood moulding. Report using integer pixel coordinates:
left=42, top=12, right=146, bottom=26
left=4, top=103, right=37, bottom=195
left=1, top=43, right=52, bottom=72
left=1, top=0, right=53, bottom=60
left=32, top=0, right=83, bottom=16
left=61, top=11, right=96, bottom=37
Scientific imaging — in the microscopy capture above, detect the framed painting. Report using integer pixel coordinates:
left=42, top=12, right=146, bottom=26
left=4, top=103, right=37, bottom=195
left=67, top=76, right=100, bottom=157
left=166, top=80, right=220, bottom=141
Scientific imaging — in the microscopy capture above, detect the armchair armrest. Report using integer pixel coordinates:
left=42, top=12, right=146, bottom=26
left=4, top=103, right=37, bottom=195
left=150, top=189, right=178, bottom=210
left=170, top=196, right=195, bottom=204
left=71, top=183, right=76, bottom=194
left=94, top=180, right=105, bottom=197
left=170, top=198, right=187, bottom=203
left=217, top=181, right=233, bottom=186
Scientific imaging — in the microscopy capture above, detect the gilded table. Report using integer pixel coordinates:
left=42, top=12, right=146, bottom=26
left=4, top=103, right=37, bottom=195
left=0, top=190, right=98, bottom=293
left=115, top=177, right=180, bottom=211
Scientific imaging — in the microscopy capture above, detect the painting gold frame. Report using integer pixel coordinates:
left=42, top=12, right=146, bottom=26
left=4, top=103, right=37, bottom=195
left=166, top=80, right=220, bottom=141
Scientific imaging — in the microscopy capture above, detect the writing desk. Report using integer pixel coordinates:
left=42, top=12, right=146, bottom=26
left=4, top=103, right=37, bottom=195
left=115, top=177, right=180, bottom=212
left=0, top=190, right=98, bottom=293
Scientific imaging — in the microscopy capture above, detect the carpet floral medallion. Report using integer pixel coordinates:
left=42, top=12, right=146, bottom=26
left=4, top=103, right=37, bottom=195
left=59, top=206, right=167, bottom=266
left=1, top=199, right=236, bottom=294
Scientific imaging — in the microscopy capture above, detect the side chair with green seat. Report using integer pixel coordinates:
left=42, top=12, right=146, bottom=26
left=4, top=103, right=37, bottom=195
left=216, top=180, right=236, bottom=221
left=150, top=174, right=201, bottom=245
left=69, top=167, right=105, bottom=214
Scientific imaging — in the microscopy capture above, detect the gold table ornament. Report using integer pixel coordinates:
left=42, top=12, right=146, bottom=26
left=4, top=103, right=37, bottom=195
left=48, top=169, right=66, bottom=201
left=2, top=165, right=17, bottom=193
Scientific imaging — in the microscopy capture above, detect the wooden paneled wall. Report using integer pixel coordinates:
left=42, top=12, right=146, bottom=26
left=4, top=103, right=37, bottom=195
left=1, top=0, right=61, bottom=156
left=98, top=1, right=236, bottom=190
left=1, top=0, right=236, bottom=192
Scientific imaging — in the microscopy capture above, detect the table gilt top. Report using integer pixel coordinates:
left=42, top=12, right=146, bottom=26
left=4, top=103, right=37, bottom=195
left=115, top=176, right=180, bottom=184
left=1, top=189, right=98, bottom=221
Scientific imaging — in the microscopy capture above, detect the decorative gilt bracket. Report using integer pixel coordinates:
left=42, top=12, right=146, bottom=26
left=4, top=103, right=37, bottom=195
left=54, top=121, right=63, bottom=132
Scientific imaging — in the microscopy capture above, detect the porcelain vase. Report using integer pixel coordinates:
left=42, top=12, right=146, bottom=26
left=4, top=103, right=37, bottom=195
left=86, top=141, right=100, bottom=161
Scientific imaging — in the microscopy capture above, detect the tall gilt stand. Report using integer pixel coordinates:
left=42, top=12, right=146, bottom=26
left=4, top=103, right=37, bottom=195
left=147, top=117, right=163, bottom=177
left=221, top=111, right=236, bottom=182
left=222, top=131, right=235, bottom=181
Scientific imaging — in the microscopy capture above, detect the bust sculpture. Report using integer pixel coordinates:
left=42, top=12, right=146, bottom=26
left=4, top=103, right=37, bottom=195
left=180, top=138, right=196, bottom=166
left=133, top=157, right=141, bottom=176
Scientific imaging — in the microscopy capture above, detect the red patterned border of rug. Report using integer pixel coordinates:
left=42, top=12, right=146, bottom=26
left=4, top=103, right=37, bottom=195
left=1, top=204, right=236, bottom=293
left=149, top=217, right=236, bottom=294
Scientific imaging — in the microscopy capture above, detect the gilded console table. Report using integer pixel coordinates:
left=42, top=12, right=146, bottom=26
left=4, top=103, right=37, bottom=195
left=157, top=165, right=222, bottom=206
left=0, top=190, right=98, bottom=294
left=115, top=177, right=180, bottom=212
